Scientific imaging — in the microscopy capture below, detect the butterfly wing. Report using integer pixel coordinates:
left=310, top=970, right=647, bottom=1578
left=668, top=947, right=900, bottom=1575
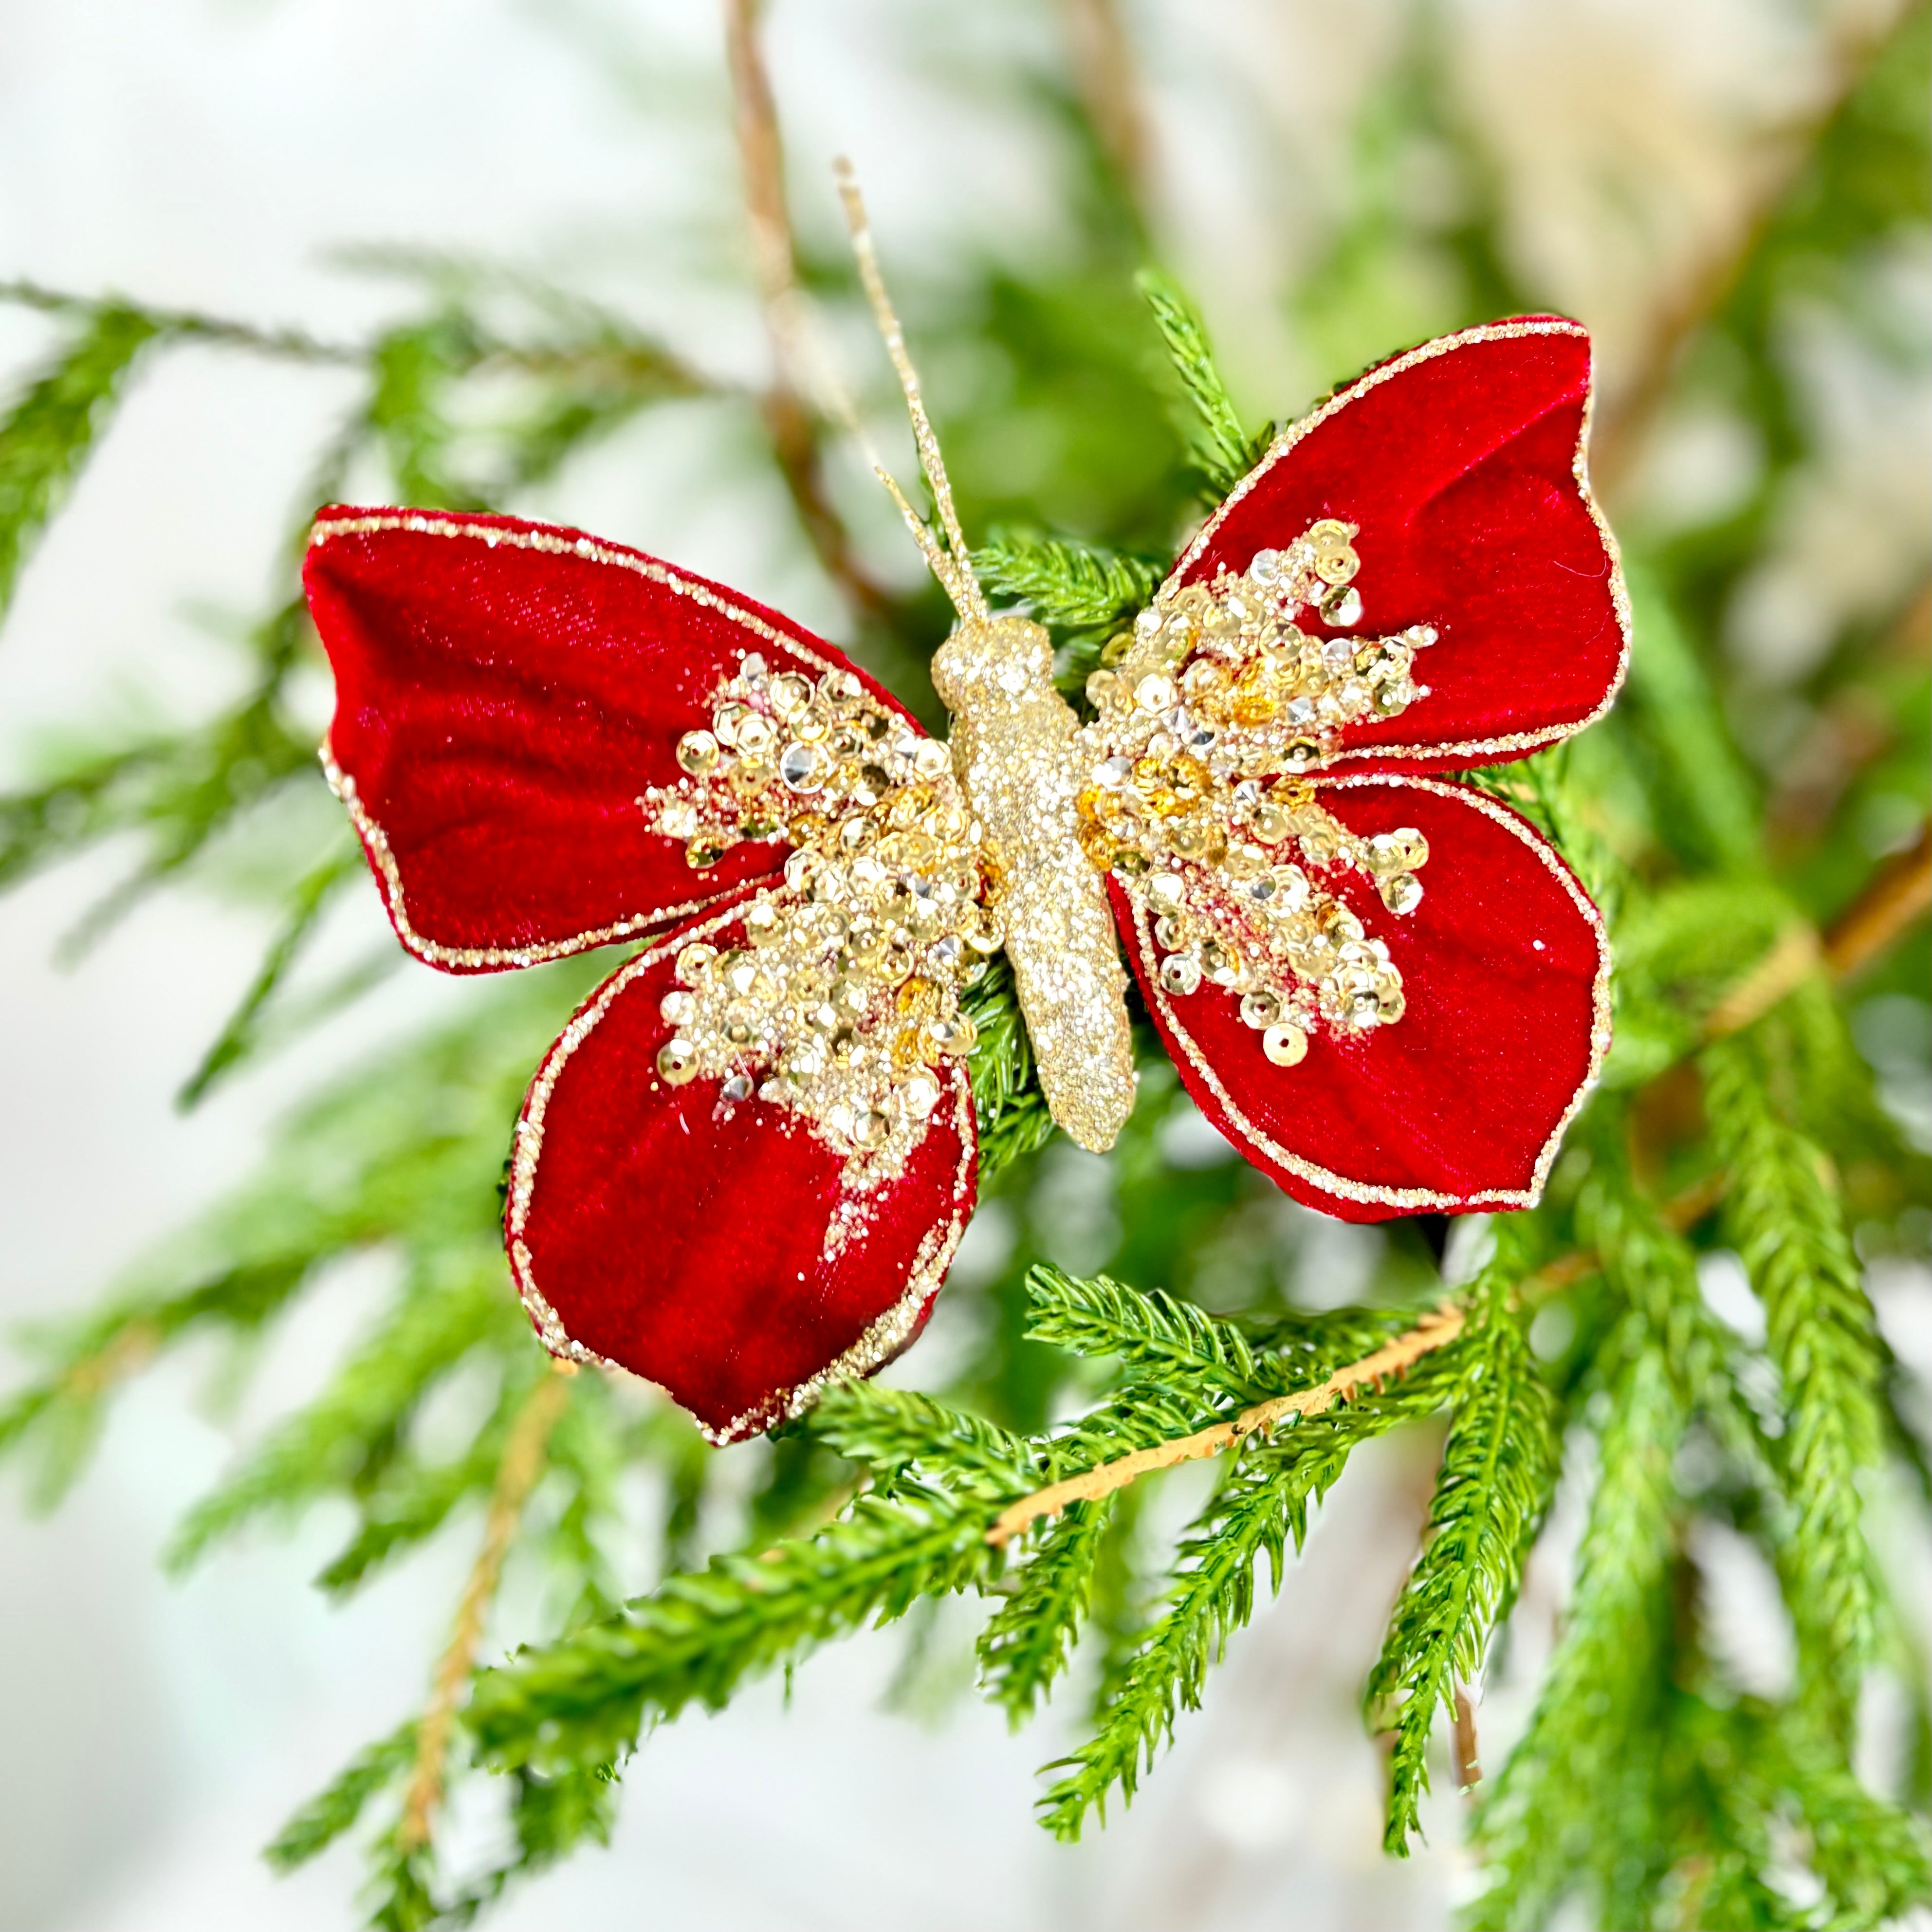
left=1162, top=319, right=1626, bottom=773
left=304, top=508, right=925, bottom=970
left=510, top=895, right=980, bottom=1442
left=311, top=508, right=988, bottom=1435
left=1108, top=775, right=1607, bottom=1219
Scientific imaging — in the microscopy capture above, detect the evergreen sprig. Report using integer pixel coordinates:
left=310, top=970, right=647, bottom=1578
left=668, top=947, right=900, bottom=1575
left=0, top=303, right=158, bottom=619
left=974, top=530, right=1162, bottom=632
left=1, top=7, right=1927, bottom=1923
left=1038, top=1337, right=1471, bottom=1838
left=1468, top=1339, right=1685, bottom=1930
left=1366, top=1280, right=1558, bottom=1852
left=1704, top=1031, right=1887, bottom=1726
left=1134, top=268, right=1262, bottom=500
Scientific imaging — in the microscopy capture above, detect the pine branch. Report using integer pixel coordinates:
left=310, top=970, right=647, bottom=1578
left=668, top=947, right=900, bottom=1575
left=164, top=1256, right=518, bottom=1571
left=1023, top=1261, right=1267, bottom=1401
left=0, top=303, right=158, bottom=623
left=988, top=1301, right=1465, bottom=1546
left=263, top=1720, right=419, bottom=1872
left=977, top=1495, right=1116, bottom=1724
left=961, top=955, right=1057, bottom=1180
left=1134, top=268, right=1258, bottom=500
left=1467, top=1340, right=1685, bottom=1931
left=973, top=529, right=1161, bottom=631
left=177, top=843, right=362, bottom=1108
left=465, top=1478, right=999, bottom=1779
left=1367, top=1285, right=1558, bottom=1852
left=1703, top=1032, right=1886, bottom=1728
left=1036, top=1339, right=1471, bottom=1839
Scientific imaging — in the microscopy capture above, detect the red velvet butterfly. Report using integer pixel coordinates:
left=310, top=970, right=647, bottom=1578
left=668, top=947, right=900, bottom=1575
left=304, top=318, right=1623, bottom=1443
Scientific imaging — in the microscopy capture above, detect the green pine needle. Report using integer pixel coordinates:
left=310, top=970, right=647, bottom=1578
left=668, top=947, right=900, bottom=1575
left=1704, top=1033, right=1886, bottom=1727
left=1134, top=268, right=1260, bottom=500
left=973, top=530, right=1162, bottom=631
left=0, top=303, right=158, bottom=622
left=1366, top=1288, right=1557, bottom=1853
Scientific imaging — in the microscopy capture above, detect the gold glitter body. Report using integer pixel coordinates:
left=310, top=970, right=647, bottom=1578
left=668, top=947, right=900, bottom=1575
left=932, top=616, right=1138, bottom=1151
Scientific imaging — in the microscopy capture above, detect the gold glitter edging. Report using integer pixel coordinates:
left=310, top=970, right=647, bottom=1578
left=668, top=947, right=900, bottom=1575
left=312, top=511, right=892, bottom=969
left=322, top=746, right=730, bottom=970
left=1160, top=320, right=1632, bottom=772
left=1133, top=772, right=1613, bottom=1212
left=503, top=902, right=978, bottom=1444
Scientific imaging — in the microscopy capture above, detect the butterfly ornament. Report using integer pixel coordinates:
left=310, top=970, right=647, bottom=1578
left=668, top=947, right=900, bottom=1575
left=305, top=189, right=1625, bottom=1443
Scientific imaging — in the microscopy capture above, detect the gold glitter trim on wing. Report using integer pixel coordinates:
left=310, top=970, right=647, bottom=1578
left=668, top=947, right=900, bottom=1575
left=1160, top=320, right=1632, bottom=772
left=311, top=512, right=899, bottom=968
left=323, top=746, right=734, bottom=971
left=503, top=905, right=978, bottom=1444
left=1135, top=773, right=1612, bottom=1211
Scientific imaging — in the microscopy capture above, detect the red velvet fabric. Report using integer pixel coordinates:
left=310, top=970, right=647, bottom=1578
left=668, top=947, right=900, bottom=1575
left=1110, top=778, right=1607, bottom=1224
left=304, top=511, right=919, bottom=969
left=1177, top=321, right=1626, bottom=774
left=511, top=911, right=975, bottom=1442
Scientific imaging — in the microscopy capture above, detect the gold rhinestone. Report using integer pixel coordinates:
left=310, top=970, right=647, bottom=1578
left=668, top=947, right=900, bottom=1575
left=1240, top=990, right=1282, bottom=1029
left=1380, top=872, right=1424, bottom=915
left=1263, top=1022, right=1308, bottom=1067
left=1159, top=953, right=1202, bottom=995
left=1077, top=820, right=1117, bottom=870
left=1252, top=803, right=1291, bottom=844
left=676, top=729, right=719, bottom=776
left=770, top=673, right=812, bottom=717
left=656, top=1038, right=699, bottom=1084
left=927, top=1013, right=977, bottom=1055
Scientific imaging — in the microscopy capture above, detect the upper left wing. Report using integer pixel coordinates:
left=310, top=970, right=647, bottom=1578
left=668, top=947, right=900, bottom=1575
left=305, top=508, right=922, bottom=971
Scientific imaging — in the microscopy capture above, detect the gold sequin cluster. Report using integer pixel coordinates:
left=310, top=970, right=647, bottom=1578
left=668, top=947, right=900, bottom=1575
left=641, top=653, right=999, bottom=1181
left=638, top=652, right=957, bottom=867
left=1076, top=527, right=1436, bottom=1064
left=1083, top=520, right=1435, bottom=778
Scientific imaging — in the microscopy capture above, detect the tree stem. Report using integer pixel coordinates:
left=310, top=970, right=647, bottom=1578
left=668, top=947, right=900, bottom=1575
left=722, top=0, right=894, bottom=622
left=395, top=1362, right=575, bottom=1857
left=985, top=1304, right=1466, bottom=1546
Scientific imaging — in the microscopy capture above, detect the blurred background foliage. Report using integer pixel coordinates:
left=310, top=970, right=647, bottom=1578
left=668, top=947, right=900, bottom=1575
left=0, top=1, right=1928, bottom=1928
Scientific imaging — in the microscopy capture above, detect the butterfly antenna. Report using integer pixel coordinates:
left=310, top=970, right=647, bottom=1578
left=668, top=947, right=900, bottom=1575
left=834, top=159, right=989, bottom=624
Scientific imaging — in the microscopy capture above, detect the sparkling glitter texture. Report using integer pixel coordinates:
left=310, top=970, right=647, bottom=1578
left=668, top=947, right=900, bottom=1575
left=637, top=652, right=997, bottom=1183
left=1080, top=525, right=1438, bottom=1057
left=931, top=616, right=1139, bottom=1152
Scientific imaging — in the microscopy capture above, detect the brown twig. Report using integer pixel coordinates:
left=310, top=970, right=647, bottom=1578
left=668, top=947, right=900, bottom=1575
left=396, top=1362, right=575, bottom=1857
left=1823, top=821, right=1932, bottom=983
left=1452, top=1686, right=1483, bottom=1795
left=1060, top=0, right=1155, bottom=216
left=64, top=1317, right=161, bottom=1399
left=985, top=1304, right=1466, bottom=1546
left=722, top=0, right=894, bottom=622
left=1589, top=2, right=1914, bottom=503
